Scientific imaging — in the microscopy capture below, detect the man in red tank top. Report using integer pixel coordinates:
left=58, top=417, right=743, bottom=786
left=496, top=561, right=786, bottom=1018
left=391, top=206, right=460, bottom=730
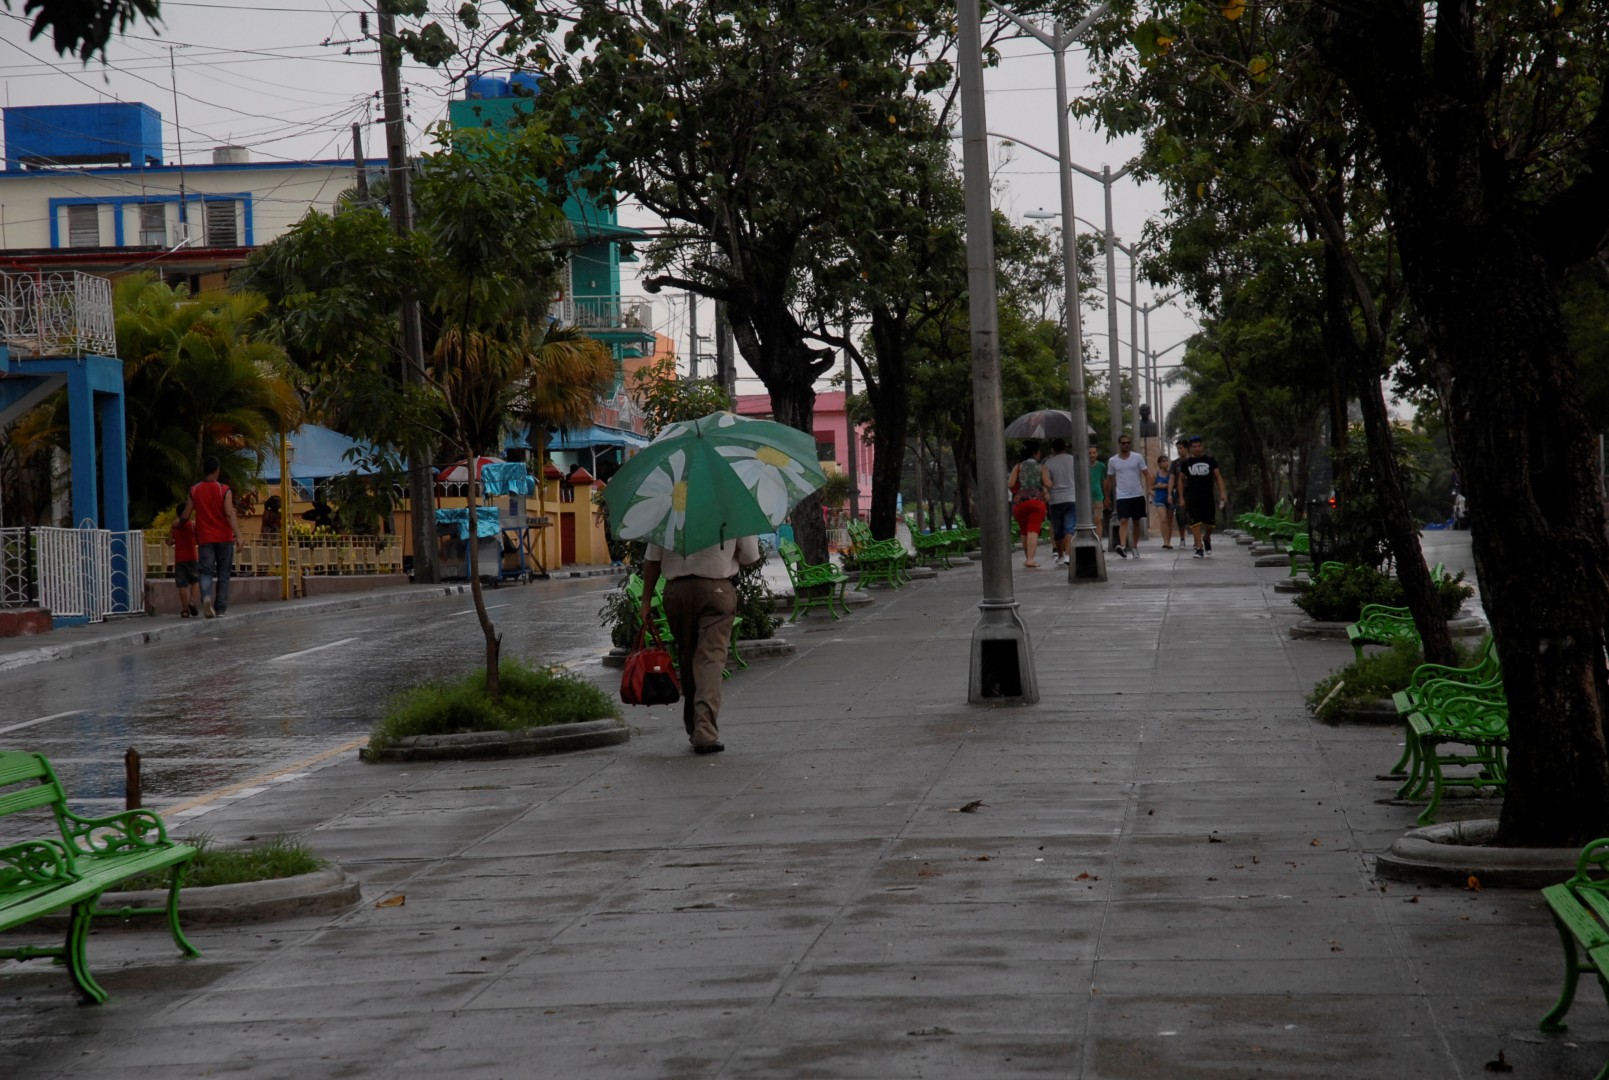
left=188, top=456, right=240, bottom=618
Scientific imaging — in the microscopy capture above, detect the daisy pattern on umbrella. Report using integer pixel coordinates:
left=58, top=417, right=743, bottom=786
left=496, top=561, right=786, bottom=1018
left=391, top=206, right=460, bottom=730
left=619, top=449, right=689, bottom=550
left=718, top=444, right=816, bottom=525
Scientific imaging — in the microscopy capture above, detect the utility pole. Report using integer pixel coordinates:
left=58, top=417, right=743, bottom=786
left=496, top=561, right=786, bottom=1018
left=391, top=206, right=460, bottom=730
left=687, top=293, right=699, bottom=380
left=351, top=122, right=370, bottom=203
left=377, top=2, right=438, bottom=583
left=958, top=0, right=1037, bottom=704
left=842, top=317, right=861, bottom=522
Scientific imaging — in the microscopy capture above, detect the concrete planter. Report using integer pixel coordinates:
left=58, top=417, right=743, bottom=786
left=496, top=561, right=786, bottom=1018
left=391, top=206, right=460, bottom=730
left=25, top=867, right=361, bottom=930
left=1290, top=614, right=1487, bottom=640
left=1374, top=819, right=1578, bottom=888
left=360, top=718, right=630, bottom=762
left=1319, top=697, right=1399, bottom=726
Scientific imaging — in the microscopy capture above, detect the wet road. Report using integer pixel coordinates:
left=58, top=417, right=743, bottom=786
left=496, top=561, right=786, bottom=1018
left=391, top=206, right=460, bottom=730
left=0, top=578, right=620, bottom=815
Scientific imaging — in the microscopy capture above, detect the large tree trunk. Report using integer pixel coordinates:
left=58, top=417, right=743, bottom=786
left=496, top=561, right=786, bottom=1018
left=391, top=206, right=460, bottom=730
left=1315, top=6, right=1609, bottom=845
left=863, top=309, right=911, bottom=541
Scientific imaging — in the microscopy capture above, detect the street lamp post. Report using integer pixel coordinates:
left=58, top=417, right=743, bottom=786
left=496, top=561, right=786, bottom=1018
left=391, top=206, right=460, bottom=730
left=958, top=0, right=1038, bottom=702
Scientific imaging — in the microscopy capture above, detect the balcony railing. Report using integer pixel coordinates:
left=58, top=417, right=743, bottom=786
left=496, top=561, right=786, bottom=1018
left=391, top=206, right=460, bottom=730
left=551, top=295, right=654, bottom=333
left=0, top=271, right=116, bottom=357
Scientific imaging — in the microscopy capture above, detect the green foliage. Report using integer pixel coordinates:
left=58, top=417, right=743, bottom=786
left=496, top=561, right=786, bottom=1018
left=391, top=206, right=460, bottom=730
left=11, top=0, right=160, bottom=62
left=598, top=581, right=644, bottom=649
left=1292, top=563, right=1473, bottom=623
left=629, top=356, right=731, bottom=435
left=1323, top=424, right=1438, bottom=567
left=370, top=661, right=619, bottom=749
left=734, top=558, right=780, bottom=641
left=817, top=471, right=853, bottom=509
left=119, top=833, right=324, bottom=891
left=1304, top=640, right=1478, bottom=722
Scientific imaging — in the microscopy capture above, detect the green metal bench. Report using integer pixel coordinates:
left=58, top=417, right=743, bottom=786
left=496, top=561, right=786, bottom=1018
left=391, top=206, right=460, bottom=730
left=1287, top=531, right=1312, bottom=576
left=777, top=538, right=850, bottom=620
left=1387, top=636, right=1500, bottom=778
left=910, top=530, right=955, bottom=568
left=1541, top=838, right=1609, bottom=1078
left=1397, top=691, right=1508, bottom=825
left=1346, top=602, right=1419, bottom=661
left=0, top=751, right=198, bottom=1003
left=846, top=520, right=909, bottom=589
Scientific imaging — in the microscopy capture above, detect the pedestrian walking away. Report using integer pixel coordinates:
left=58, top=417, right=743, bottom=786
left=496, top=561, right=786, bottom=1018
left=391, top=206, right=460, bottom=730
left=1041, top=437, right=1079, bottom=566
left=1009, top=440, right=1048, bottom=569
left=1152, top=454, right=1175, bottom=549
left=260, top=495, right=283, bottom=540
left=1169, top=437, right=1193, bottom=540
left=1105, top=436, right=1151, bottom=558
left=167, top=502, right=200, bottom=617
left=1087, top=444, right=1107, bottom=553
left=639, top=534, right=762, bottom=754
left=189, top=456, right=241, bottom=618
left=1181, top=435, right=1228, bottom=558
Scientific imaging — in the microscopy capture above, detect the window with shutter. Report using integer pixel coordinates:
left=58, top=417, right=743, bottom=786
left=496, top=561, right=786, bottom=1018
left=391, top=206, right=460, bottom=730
left=139, top=203, right=167, bottom=246
left=204, top=200, right=238, bottom=247
left=66, top=205, right=98, bottom=248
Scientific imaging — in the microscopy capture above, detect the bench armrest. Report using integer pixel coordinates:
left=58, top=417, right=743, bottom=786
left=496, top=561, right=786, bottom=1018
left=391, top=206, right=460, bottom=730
left=0, top=838, right=76, bottom=887
left=1573, top=839, right=1609, bottom=887
left=58, top=806, right=171, bottom=857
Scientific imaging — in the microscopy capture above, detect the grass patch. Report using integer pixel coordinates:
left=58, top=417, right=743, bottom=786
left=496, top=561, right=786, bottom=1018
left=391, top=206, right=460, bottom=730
left=120, top=833, right=325, bottom=891
left=1306, top=639, right=1483, bottom=721
left=369, top=660, right=620, bottom=751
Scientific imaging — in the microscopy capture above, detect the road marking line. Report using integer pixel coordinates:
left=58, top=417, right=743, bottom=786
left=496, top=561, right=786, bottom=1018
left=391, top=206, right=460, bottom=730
left=449, top=603, right=509, bottom=616
left=161, top=736, right=368, bottom=819
left=267, top=637, right=359, bottom=662
left=0, top=709, right=84, bottom=736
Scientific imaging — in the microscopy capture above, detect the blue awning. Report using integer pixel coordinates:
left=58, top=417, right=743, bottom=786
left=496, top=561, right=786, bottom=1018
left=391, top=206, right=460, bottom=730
left=548, top=424, right=651, bottom=450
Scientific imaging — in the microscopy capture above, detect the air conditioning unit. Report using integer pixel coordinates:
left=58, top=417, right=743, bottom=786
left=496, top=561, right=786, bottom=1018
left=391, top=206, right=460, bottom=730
left=625, top=302, right=654, bottom=328
left=169, top=222, right=195, bottom=247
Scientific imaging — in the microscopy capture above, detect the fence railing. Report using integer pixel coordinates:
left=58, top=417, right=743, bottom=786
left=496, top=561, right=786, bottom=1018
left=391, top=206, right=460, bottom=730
left=30, top=526, right=144, bottom=622
left=143, top=535, right=405, bottom=579
left=0, top=528, right=34, bottom=609
left=0, top=271, right=117, bottom=357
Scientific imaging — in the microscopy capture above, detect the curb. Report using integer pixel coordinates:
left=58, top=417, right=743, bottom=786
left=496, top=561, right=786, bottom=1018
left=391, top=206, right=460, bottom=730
left=360, top=717, right=630, bottom=761
left=1374, top=819, right=1577, bottom=888
left=30, top=867, right=361, bottom=930
left=1320, top=698, right=1399, bottom=726
left=1290, top=615, right=1487, bottom=640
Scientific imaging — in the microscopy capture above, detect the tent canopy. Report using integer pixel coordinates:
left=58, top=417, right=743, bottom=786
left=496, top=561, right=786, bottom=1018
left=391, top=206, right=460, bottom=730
left=548, top=423, right=651, bottom=451
left=261, top=425, right=381, bottom=483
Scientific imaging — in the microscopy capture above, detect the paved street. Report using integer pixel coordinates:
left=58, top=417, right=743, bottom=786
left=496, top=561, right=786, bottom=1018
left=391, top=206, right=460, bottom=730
left=2, top=532, right=1596, bottom=1079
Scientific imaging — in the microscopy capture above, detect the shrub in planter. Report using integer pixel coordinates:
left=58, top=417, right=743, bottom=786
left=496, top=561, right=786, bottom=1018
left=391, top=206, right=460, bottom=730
left=1306, top=638, right=1485, bottom=720
left=369, top=661, right=619, bottom=751
left=1292, top=563, right=1473, bottom=622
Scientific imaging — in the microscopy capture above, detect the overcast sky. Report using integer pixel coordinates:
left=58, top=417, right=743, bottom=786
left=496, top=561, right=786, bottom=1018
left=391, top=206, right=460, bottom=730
left=0, top=1, right=1195, bottom=432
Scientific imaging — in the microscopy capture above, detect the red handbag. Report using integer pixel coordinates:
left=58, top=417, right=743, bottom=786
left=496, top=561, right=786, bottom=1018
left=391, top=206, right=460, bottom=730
left=620, top=629, right=680, bottom=706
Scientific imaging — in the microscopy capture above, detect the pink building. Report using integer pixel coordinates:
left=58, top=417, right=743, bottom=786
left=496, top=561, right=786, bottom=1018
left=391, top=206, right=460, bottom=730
left=735, top=390, right=873, bottom=519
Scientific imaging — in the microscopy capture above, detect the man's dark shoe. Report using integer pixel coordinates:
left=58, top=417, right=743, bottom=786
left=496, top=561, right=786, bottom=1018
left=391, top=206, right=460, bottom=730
left=693, top=742, right=725, bottom=755
left=1113, top=545, right=1127, bottom=558
left=1193, top=548, right=1205, bottom=558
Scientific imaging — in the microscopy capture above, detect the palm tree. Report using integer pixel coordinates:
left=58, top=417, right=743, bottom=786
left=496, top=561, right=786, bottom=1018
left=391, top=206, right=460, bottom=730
left=15, top=274, right=301, bottom=527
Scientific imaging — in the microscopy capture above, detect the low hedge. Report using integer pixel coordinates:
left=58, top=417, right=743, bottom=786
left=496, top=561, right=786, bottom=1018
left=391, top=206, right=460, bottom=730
left=1293, top=563, right=1473, bottom=623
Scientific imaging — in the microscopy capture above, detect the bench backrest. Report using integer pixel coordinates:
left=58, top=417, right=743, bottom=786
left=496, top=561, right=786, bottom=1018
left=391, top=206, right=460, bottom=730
left=0, top=752, right=69, bottom=821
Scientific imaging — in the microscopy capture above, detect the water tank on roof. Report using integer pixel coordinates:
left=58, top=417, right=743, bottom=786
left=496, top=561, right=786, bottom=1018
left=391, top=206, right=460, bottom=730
left=465, top=75, right=509, bottom=100
left=508, top=72, right=541, bottom=97
left=212, top=145, right=249, bottom=164
left=3, top=102, right=163, bottom=171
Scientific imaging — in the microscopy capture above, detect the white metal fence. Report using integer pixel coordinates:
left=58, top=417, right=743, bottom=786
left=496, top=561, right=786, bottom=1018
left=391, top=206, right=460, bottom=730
left=6, top=526, right=144, bottom=622
left=0, top=270, right=116, bottom=357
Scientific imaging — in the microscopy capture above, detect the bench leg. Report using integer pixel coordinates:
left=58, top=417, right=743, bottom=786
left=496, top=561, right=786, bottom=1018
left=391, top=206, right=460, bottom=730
left=830, top=583, right=847, bottom=619
left=1388, top=726, right=1416, bottom=779
left=167, top=861, right=201, bottom=958
left=1540, top=913, right=1583, bottom=1032
left=67, top=898, right=109, bottom=1004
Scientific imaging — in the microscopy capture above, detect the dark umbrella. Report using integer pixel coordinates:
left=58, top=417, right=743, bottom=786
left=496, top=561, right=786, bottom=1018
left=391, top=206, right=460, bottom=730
left=1004, top=409, right=1096, bottom=439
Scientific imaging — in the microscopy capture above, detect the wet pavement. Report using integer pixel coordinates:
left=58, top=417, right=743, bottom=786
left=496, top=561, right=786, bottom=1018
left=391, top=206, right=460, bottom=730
left=2, top=532, right=1595, bottom=1080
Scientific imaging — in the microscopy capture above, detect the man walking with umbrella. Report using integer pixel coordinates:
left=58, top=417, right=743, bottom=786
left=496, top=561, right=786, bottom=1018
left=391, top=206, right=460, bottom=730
left=641, top=536, right=761, bottom=754
left=608, top=411, right=830, bottom=754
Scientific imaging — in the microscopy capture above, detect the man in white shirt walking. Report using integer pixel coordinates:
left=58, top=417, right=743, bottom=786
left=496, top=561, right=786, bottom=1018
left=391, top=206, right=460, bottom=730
left=1104, top=435, right=1151, bottom=559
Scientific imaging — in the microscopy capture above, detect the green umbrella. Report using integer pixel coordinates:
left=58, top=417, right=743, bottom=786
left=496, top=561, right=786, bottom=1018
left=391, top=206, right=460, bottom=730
left=606, top=411, right=829, bottom=554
